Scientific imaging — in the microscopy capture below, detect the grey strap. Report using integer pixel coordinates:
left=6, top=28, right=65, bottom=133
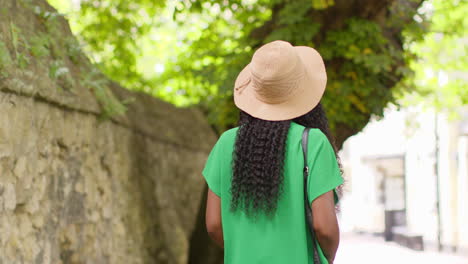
left=302, top=127, right=322, bottom=264
left=302, top=128, right=310, bottom=172
left=302, top=127, right=311, bottom=206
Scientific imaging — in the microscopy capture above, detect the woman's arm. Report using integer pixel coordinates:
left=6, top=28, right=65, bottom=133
left=311, top=190, right=339, bottom=264
left=205, top=189, right=224, bottom=248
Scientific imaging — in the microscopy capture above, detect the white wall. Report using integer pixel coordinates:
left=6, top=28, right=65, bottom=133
left=339, top=105, right=468, bottom=252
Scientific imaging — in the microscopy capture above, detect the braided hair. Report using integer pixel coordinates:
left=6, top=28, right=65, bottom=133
left=231, top=103, right=341, bottom=216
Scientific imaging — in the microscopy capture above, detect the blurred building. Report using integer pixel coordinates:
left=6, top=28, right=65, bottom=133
left=339, top=105, right=468, bottom=255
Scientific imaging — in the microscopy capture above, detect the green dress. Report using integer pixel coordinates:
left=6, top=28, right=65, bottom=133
left=202, top=122, right=343, bottom=264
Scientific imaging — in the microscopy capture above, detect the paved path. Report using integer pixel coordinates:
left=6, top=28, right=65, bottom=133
left=335, top=233, right=468, bottom=264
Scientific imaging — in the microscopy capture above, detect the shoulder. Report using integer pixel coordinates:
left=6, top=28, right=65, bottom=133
left=292, top=122, right=327, bottom=143
left=220, top=126, right=239, bottom=139
left=301, top=127, right=331, bottom=152
left=307, top=128, right=328, bottom=143
left=307, top=129, right=335, bottom=155
left=215, top=126, right=239, bottom=147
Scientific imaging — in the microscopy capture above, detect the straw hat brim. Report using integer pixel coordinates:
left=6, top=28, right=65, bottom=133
left=233, top=46, right=327, bottom=121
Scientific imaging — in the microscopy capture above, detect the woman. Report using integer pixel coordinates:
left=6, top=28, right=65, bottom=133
left=202, top=40, right=343, bottom=264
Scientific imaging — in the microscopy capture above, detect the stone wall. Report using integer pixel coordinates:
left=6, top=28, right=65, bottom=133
left=0, top=0, right=217, bottom=263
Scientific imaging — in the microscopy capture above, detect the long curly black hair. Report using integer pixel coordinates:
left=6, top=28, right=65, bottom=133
left=231, top=103, right=342, bottom=217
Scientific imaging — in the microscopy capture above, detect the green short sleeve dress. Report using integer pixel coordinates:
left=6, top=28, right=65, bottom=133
left=202, top=122, right=343, bottom=264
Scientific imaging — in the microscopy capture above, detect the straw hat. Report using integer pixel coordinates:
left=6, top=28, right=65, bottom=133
left=234, top=40, right=327, bottom=121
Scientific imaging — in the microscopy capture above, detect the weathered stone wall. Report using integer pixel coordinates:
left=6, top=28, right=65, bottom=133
left=0, top=0, right=216, bottom=263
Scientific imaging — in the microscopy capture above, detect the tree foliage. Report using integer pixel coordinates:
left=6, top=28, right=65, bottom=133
left=401, top=0, right=468, bottom=110
left=47, top=0, right=428, bottom=147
